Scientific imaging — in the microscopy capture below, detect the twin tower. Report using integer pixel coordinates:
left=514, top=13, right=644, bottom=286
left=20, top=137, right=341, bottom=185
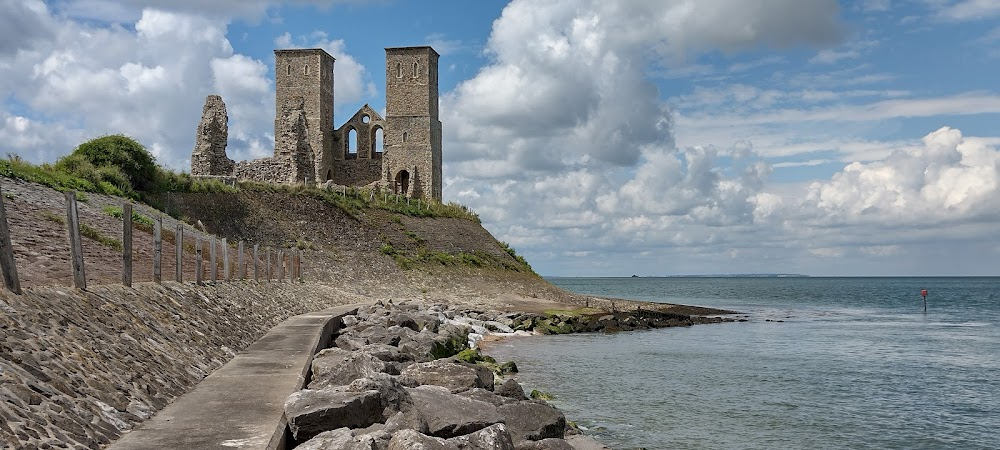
left=275, top=46, right=442, bottom=200
left=192, top=46, right=441, bottom=200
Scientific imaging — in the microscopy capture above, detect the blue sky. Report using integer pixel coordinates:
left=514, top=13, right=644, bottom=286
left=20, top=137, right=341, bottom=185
left=2, top=0, right=1000, bottom=276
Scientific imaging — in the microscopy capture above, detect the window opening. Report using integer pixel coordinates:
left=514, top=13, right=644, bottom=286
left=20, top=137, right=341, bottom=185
left=394, top=170, right=410, bottom=196
left=304, top=65, right=309, bottom=75
left=412, top=61, right=418, bottom=78
left=402, top=131, right=408, bottom=143
left=347, top=128, right=358, bottom=156
left=373, top=127, right=384, bottom=155
left=286, top=64, right=291, bottom=75
left=396, top=62, right=402, bottom=78
left=362, top=114, right=370, bottom=124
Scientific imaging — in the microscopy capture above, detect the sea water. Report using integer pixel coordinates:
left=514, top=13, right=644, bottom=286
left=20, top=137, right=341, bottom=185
left=485, top=277, right=1000, bottom=449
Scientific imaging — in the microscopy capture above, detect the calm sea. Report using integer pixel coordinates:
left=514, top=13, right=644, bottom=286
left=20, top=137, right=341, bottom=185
left=484, top=277, right=1000, bottom=449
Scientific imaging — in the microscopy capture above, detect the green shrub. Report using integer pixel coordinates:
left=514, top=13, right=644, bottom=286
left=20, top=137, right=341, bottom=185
left=68, top=135, right=156, bottom=192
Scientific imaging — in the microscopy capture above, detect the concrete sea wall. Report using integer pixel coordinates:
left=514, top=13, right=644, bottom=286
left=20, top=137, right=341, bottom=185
left=0, top=282, right=357, bottom=449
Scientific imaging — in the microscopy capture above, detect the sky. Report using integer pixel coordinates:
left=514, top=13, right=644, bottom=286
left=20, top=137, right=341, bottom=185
left=2, top=0, right=1000, bottom=277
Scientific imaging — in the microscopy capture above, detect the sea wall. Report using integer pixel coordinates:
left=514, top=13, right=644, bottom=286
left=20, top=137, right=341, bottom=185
left=0, top=281, right=358, bottom=449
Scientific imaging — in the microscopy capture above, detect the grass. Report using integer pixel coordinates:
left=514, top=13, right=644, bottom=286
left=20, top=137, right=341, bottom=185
left=80, top=223, right=122, bottom=251
left=102, top=205, right=154, bottom=228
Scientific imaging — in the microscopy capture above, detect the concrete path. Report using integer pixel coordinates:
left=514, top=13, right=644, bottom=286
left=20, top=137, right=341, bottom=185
left=108, top=303, right=364, bottom=450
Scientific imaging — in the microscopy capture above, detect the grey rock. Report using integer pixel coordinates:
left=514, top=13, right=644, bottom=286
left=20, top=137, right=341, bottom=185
left=497, top=401, right=566, bottom=443
left=458, top=388, right=516, bottom=407
left=384, top=409, right=430, bottom=435
left=387, top=429, right=457, bottom=450
left=407, top=385, right=503, bottom=439
left=362, top=343, right=411, bottom=362
left=295, top=427, right=354, bottom=450
left=494, top=379, right=528, bottom=401
left=284, top=388, right=382, bottom=442
left=447, top=423, right=515, bottom=450
left=346, top=373, right=413, bottom=420
left=309, top=347, right=392, bottom=389
left=402, top=359, right=494, bottom=393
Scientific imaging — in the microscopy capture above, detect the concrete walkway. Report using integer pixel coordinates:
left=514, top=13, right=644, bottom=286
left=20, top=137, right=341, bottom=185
left=108, top=303, right=365, bottom=450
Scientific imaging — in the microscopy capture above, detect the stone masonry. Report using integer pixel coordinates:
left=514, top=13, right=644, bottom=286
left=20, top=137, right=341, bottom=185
left=190, top=95, right=234, bottom=176
left=191, top=46, right=442, bottom=201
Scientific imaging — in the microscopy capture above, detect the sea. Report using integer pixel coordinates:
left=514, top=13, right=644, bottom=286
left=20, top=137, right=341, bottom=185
left=483, top=277, right=1000, bottom=449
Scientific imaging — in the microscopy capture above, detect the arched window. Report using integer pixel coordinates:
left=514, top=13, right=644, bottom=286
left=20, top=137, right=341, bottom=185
left=396, top=62, right=402, bottom=78
left=402, top=131, right=408, bottom=143
left=325, top=169, right=333, bottom=181
left=412, top=61, right=418, bottom=78
left=372, top=127, right=384, bottom=155
left=347, top=128, right=358, bottom=157
left=286, top=64, right=291, bottom=75
left=304, top=64, right=309, bottom=75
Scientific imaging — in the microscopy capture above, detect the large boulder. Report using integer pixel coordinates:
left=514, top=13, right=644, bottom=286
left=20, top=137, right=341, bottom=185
left=494, top=379, right=528, bottom=401
left=446, top=423, right=515, bottom=450
left=387, top=429, right=456, bottom=450
left=294, top=428, right=354, bottom=450
left=284, top=389, right=382, bottom=442
left=562, top=435, right=611, bottom=450
left=402, top=359, right=494, bottom=393
left=346, top=374, right=413, bottom=420
left=497, top=401, right=566, bottom=443
left=407, top=385, right=503, bottom=439
left=309, top=347, right=393, bottom=389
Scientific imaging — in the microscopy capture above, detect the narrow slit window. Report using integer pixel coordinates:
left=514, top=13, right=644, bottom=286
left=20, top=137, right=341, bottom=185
left=286, top=64, right=291, bottom=75
left=304, top=65, right=309, bottom=75
left=396, top=62, right=402, bottom=78
left=412, top=62, right=418, bottom=78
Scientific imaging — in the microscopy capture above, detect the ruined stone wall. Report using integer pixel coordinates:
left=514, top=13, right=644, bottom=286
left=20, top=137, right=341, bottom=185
left=234, top=158, right=291, bottom=184
left=332, top=159, right=383, bottom=187
left=190, top=95, right=234, bottom=176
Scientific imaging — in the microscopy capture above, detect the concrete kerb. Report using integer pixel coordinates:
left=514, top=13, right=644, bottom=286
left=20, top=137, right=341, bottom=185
left=107, top=302, right=367, bottom=450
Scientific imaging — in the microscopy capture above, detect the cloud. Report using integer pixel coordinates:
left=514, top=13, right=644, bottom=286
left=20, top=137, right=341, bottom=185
left=0, top=8, right=262, bottom=169
left=937, top=0, right=1000, bottom=22
left=0, top=0, right=55, bottom=57
left=51, top=0, right=366, bottom=22
left=803, top=127, right=1000, bottom=225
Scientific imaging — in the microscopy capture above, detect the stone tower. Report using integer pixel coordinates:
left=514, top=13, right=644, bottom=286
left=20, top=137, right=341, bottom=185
left=274, top=49, right=335, bottom=180
left=383, top=46, right=442, bottom=200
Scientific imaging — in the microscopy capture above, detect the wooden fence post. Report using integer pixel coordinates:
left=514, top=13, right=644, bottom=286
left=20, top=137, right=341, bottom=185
left=153, top=215, right=162, bottom=284
left=175, top=224, right=183, bottom=282
left=238, top=240, right=245, bottom=280
left=278, top=250, right=285, bottom=282
left=0, top=185, right=22, bottom=295
left=222, top=238, right=230, bottom=281
left=266, top=247, right=272, bottom=281
left=253, top=243, right=259, bottom=281
left=195, top=236, right=203, bottom=286
left=210, top=235, right=217, bottom=282
left=64, top=191, right=86, bottom=290
left=122, top=203, right=132, bottom=287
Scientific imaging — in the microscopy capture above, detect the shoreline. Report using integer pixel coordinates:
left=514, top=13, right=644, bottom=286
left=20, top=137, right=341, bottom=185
left=276, top=297, right=737, bottom=449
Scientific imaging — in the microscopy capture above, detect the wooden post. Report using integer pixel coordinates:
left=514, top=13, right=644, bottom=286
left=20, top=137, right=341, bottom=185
left=64, top=191, right=86, bottom=290
left=238, top=240, right=245, bottom=280
left=175, top=225, right=183, bottom=282
left=222, top=238, right=230, bottom=281
left=122, top=203, right=133, bottom=287
left=278, top=250, right=285, bottom=282
left=253, top=243, right=259, bottom=281
left=266, top=247, right=271, bottom=281
left=153, top=215, right=162, bottom=284
left=195, top=236, right=203, bottom=286
left=210, top=235, right=217, bottom=281
left=0, top=185, right=22, bottom=295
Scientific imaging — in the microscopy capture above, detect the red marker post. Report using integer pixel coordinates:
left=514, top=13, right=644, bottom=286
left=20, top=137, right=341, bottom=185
left=920, top=289, right=929, bottom=312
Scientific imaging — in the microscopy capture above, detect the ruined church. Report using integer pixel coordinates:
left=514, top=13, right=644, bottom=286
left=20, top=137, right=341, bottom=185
left=191, top=46, right=442, bottom=200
